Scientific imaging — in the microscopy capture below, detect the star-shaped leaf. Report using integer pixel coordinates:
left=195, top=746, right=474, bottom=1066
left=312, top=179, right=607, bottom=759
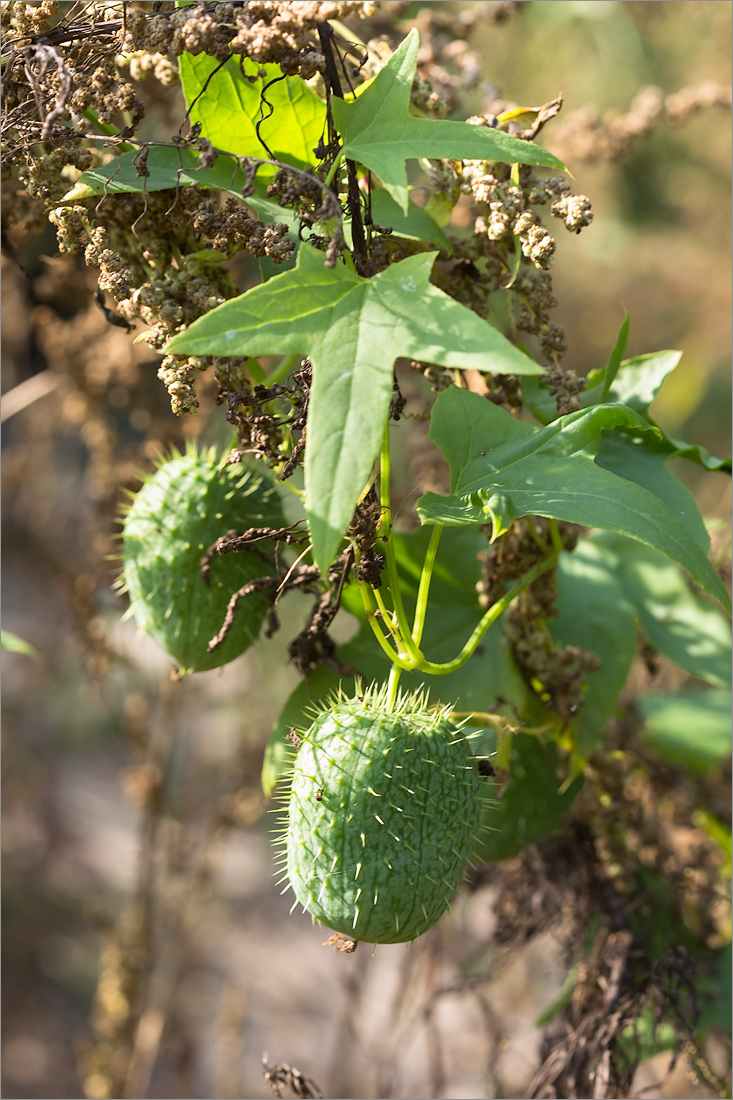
left=416, top=386, right=731, bottom=613
left=331, top=29, right=567, bottom=214
left=166, top=242, right=542, bottom=573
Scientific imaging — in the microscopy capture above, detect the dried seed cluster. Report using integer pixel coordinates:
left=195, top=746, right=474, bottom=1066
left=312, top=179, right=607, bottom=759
left=360, top=4, right=484, bottom=118
left=2, top=4, right=143, bottom=151
left=424, top=152, right=593, bottom=411
left=122, top=1, right=378, bottom=76
left=478, top=518, right=601, bottom=721
left=48, top=187, right=293, bottom=414
left=552, top=81, right=733, bottom=164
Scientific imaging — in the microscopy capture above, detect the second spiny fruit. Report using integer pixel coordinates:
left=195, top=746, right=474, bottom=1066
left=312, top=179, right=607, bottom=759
left=121, top=445, right=284, bottom=674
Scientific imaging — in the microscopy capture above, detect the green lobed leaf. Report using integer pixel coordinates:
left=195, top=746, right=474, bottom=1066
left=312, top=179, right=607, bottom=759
left=586, top=348, right=683, bottom=416
left=587, top=532, right=732, bottom=689
left=589, top=342, right=730, bottom=502
left=523, top=340, right=684, bottom=428
left=599, top=311, right=630, bottom=400
left=594, top=430, right=710, bottom=552
left=638, top=690, right=732, bottom=773
left=524, top=344, right=730, bottom=480
left=331, top=29, right=567, bottom=215
left=178, top=53, right=325, bottom=168
left=167, top=243, right=542, bottom=574
left=473, top=733, right=584, bottom=862
left=262, top=524, right=530, bottom=796
left=417, top=387, right=731, bottom=613
left=665, top=437, right=731, bottom=474
left=549, top=530, right=731, bottom=756
left=550, top=538, right=637, bottom=758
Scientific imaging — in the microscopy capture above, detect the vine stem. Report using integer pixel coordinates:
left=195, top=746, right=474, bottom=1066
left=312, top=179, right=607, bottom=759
left=386, top=665, right=402, bottom=709
left=317, top=21, right=368, bottom=272
left=412, top=523, right=442, bottom=648
left=265, top=352, right=301, bottom=385
left=418, top=552, right=557, bottom=676
left=547, top=517, right=565, bottom=554
left=379, top=424, right=423, bottom=666
left=359, top=549, right=557, bottom=677
left=359, top=425, right=560, bottom=678
left=357, top=574, right=414, bottom=670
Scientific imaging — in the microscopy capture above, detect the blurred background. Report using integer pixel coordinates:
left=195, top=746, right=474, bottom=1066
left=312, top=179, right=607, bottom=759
left=2, top=2, right=730, bottom=1098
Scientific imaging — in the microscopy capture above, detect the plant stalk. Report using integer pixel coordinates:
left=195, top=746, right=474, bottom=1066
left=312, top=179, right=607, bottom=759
left=418, top=553, right=557, bottom=676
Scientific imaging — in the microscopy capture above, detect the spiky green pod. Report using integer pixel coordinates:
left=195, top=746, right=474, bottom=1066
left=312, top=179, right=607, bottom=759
left=279, top=685, right=484, bottom=945
left=120, top=446, right=284, bottom=673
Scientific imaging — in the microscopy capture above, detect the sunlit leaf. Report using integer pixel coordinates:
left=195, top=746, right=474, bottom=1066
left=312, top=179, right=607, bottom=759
left=594, top=430, right=710, bottom=552
left=66, top=146, right=299, bottom=234
left=417, top=387, right=731, bottom=613
left=551, top=531, right=731, bottom=755
left=179, top=53, right=325, bottom=168
left=1, top=630, right=41, bottom=663
left=588, top=532, right=732, bottom=688
left=524, top=344, right=731, bottom=484
left=599, top=311, right=630, bottom=400
left=639, top=690, right=732, bottom=773
left=586, top=347, right=682, bottom=414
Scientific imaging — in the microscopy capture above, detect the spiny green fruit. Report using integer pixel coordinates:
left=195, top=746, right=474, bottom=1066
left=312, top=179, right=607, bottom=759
left=278, top=684, right=485, bottom=945
left=120, top=445, right=284, bottom=674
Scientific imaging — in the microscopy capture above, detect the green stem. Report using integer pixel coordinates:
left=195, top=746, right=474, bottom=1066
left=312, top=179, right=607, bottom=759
left=265, top=352, right=301, bottom=385
left=358, top=578, right=414, bottom=670
left=547, top=518, right=565, bottom=554
left=418, top=554, right=557, bottom=676
left=324, top=156, right=342, bottom=189
left=379, top=424, right=423, bottom=666
left=412, top=524, right=442, bottom=647
left=246, top=357, right=267, bottom=384
left=378, top=423, right=392, bottom=533
left=371, top=586, right=420, bottom=669
left=372, top=585, right=400, bottom=639
left=525, top=516, right=549, bottom=553
left=386, top=665, right=403, bottom=709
